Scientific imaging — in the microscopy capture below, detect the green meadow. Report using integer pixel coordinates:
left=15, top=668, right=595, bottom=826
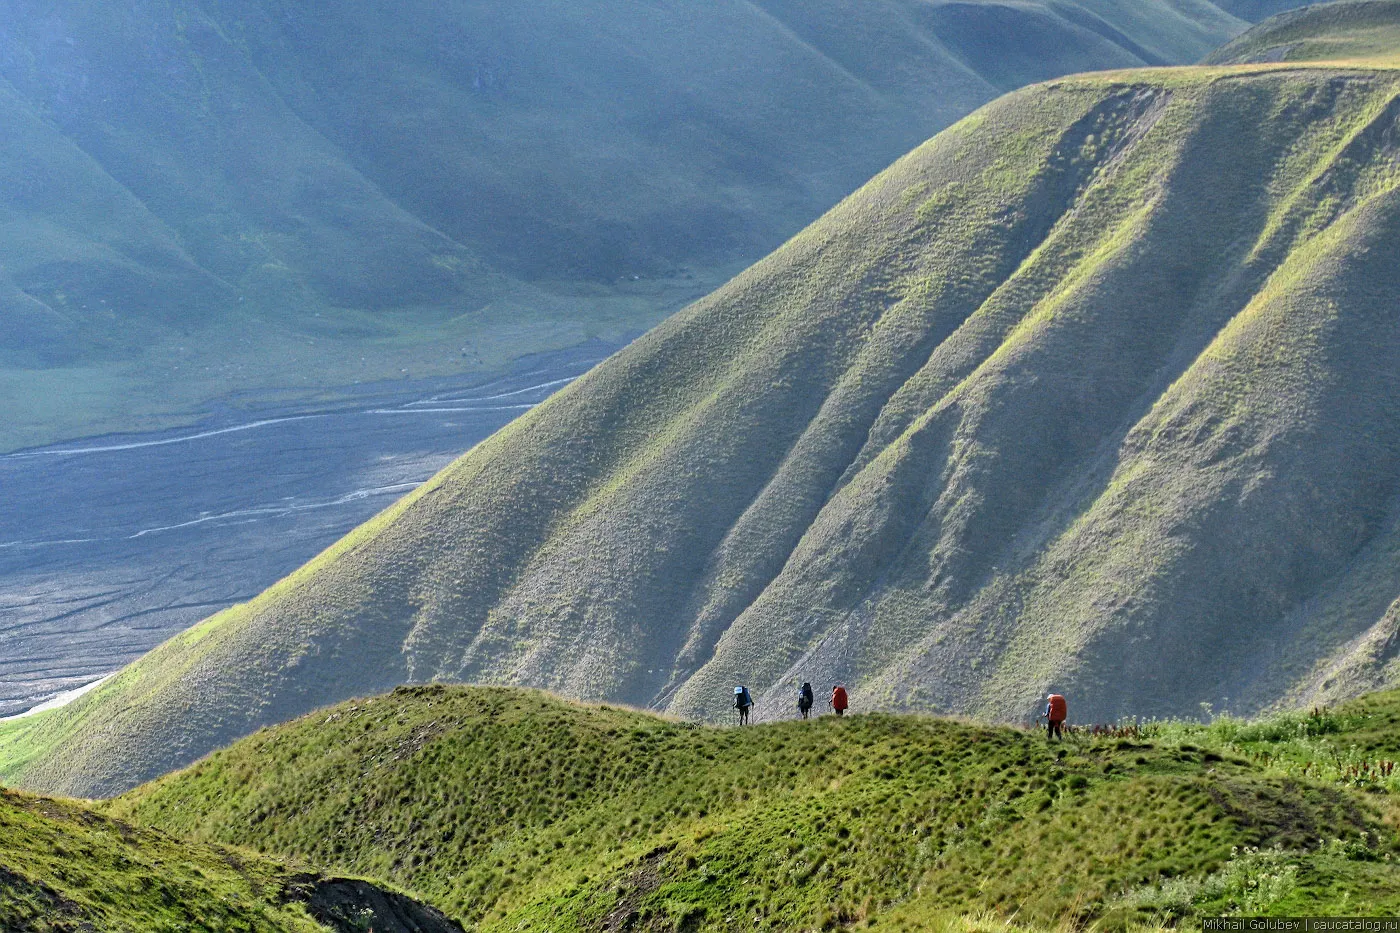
left=0, top=786, right=331, bottom=931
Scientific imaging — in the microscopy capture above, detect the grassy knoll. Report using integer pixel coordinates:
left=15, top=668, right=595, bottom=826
left=0, top=785, right=335, bottom=931
left=15, top=50, right=1400, bottom=800
left=1208, top=1, right=1400, bottom=65
left=0, top=782, right=471, bottom=931
left=0, top=0, right=1243, bottom=451
left=98, top=685, right=1400, bottom=931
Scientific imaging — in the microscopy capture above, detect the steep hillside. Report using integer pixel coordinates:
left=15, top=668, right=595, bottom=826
left=1208, top=0, right=1400, bottom=63
left=0, top=0, right=1243, bottom=450
left=12, top=54, right=1400, bottom=797
left=100, top=685, right=1400, bottom=930
left=1209, top=0, right=1321, bottom=23
left=0, top=783, right=466, bottom=932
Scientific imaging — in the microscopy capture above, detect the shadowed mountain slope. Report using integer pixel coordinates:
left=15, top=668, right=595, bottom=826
left=1208, top=0, right=1400, bottom=64
left=97, top=685, right=1400, bottom=929
left=0, top=0, right=1243, bottom=449
left=10, top=52, right=1400, bottom=797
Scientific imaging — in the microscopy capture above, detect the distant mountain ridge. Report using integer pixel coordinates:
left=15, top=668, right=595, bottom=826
left=1207, top=0, right=1400, bottom=63
left=0, top=0, right=1247, bottom=448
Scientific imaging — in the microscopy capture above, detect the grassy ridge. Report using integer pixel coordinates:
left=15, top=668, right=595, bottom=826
left=101, top=685, right=1400, bottom=931
left=1207, top=0, right=1400, bottom=64
left=0, top=786, right=333, bottom=931
left=14, top=16, right=1400, bottom=799
left=0, top=784, right=469, bottom=932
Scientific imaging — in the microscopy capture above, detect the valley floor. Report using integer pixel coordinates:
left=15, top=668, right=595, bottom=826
left=0, top=342, right=617, bottom=718
left=0, top=271, right=717, bottom=456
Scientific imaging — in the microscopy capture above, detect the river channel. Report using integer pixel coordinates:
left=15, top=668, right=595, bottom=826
left=0, top=340, right=618, bottom=717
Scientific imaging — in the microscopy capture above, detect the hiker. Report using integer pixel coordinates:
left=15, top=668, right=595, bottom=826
left=734, top=685, right=754, bottom=725
left=797, top=682, right=814, bottom=719
left=831, top=684, right=849, bottom=717
left=1043, top=692, right=1067, bottom=741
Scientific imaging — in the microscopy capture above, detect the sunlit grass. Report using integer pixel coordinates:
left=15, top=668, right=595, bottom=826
left=100, top=685, right=1400, bottom=931
left=0, top=786, right=328, bottom=931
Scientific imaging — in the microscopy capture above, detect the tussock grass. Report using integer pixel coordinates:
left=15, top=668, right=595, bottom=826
left=0, top=786, right=330, bottom=931
left=1131, top=692, right=1400, bottom=792
left=101, top=685, right=1400, bottom=931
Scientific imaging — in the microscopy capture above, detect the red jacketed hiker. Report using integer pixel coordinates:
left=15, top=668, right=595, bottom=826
left=1044, top=693, right=1067, bottom=740
left=831, top=684, right=849, bottom=717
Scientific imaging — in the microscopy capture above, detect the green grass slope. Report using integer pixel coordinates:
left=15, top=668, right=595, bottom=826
left=1208, top=0, right=1400, bottom=64
left=12, top=52, right=1400, bottom=797
left=1, top=786, right=337, bottom=931
left=100, top=685, right=1400, bottom=931
left=0, top=0, right=1243, bottom=450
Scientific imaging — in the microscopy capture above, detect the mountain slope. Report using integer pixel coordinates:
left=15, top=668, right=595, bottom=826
left=1208, top=0, right=1400, bottom=64
left=0, top=783, right=468, bottom=932
left=100, top=685, right=1400, bottom=930
left=1209, top=0, right=1322, bottom=23
left=0, top=0, right=1243, bottom=450
left=13, top=56, right=1400, bottom=796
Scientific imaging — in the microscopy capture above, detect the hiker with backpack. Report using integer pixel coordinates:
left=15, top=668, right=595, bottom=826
left=797, top=682, right=814, bottom=719
left=734, top=685, right=754, bottom=725
left=1042, top=692, right=1067, bottom=740
left=830, top=684, right=849, bottom=717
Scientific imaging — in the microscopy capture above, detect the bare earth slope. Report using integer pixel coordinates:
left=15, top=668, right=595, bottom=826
left=0, top=0, right=1242, bottom=450
left=14, top=53, right=1400, bottom=796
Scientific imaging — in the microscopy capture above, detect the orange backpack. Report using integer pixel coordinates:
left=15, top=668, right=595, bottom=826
left=1047, top=694, right=1067, bottom=720
left=832, top=686, right=849, bottom=711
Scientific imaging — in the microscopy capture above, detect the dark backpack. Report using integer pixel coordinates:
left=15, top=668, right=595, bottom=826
left=798, top=683, right=814, bottom=708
